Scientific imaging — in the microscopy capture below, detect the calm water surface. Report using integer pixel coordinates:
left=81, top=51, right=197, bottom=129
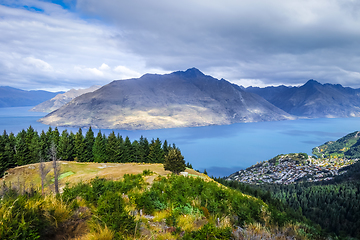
left=1, top=107, right=360, bottom=177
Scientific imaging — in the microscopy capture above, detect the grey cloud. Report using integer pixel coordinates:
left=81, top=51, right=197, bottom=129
left=75, top=0, right=360, bottom=87
left=1, top=0, right=360, bottom=90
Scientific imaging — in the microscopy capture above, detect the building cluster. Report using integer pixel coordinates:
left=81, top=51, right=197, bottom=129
left=227, top=155, right=358, bottom=185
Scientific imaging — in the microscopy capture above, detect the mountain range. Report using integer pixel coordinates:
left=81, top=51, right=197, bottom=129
left=245, top=80, right=360, bottom=118
left=30, top=85, right=101, bottom=112
left=0, top=86, right=63, bottom=108
left=38, top=68, right=293, bottom=130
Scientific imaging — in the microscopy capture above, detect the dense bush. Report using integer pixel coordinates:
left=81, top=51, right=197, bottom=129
left=0, top=195, right=46, bottom=239
left=182, top=223, right=232, bottom=240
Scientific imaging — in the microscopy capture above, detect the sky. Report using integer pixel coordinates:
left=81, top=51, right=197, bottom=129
left=1, top=0, right=360, bottom=91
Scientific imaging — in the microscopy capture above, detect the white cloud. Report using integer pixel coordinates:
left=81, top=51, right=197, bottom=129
left=23, top=57, right=53, bottom=72
left=0, top=1, right=147, bottom=90
left=99, top=63, right=110, bottom=71
left=113, top=65, right=141, bottom=79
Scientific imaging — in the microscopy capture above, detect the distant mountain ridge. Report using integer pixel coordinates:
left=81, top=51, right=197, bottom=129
left=30, top=85, right=101, bottom=113
left=39, top=68, right=294, bottom=130
left=0, top=86, right=63, bottom=108
left=245, top=80, right=360, bottom=118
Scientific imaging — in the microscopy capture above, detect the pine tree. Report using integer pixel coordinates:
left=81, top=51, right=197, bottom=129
left=74, top=128, right=85, bottom=162
left=39, top=130, right=50, bottom=159
left=93, top=131, right=106, bottom=163
left=124, top=136, right=134, bottom=162
left=52, top=127, right=60, bottom=147
left=0, top=132, right=6, bottom=176
left=148, top=138, right=164, bottom=163
left=164, top=148, right=186, bottom=174
left=26, top=126, right=40, bottom=164
left=107, top=131, right=120, bottom=163
left=117, top=134, right=125, bottom=162
left=139, top=136, right=150, bottom=163
left=58, top=130, right=73, bottom=161
left=4, top=132, right=16, bottom=169
left=162, top=139, right=170, bottom=156
left=132, top=140, right=141, bottom=163
left=46, top=126, right=53, bottom=144
left=15, top=129, right=31, bottom=166
left=84, top=127, right=95, bottom=162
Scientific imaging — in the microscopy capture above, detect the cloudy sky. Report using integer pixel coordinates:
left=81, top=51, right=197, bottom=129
left=1, top=0, right=360, bottom=91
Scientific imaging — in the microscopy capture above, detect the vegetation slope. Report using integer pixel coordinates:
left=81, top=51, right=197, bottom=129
left=1, top=164, right=324, bottom=240
left=225, top=131, right=360, bottom=239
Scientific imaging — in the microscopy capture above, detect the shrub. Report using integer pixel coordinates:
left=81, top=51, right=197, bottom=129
left=95, top=191, right=136, bottom=235
left=182, top=223, right=232, bottom=240
left=0, top=195, right=47, bottom=239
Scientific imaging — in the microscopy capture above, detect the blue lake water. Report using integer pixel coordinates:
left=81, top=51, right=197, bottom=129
left=1, top=106, right=360, bottom=177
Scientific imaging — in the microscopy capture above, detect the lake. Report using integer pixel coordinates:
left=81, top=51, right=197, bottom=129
left=1, top=106, right=360, bottom=177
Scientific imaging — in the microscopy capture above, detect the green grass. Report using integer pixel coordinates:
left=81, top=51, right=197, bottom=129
left=51, top=171, right=75, bottom=182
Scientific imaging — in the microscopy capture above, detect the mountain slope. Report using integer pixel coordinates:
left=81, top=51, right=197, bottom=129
left=30, top=85, right=101, bottom=112
left=39, top=68, right=294, bottom=130
left=0, top=86, right=63, bottom=108
left=245, top=80, right=360, bottom=118
left=312, top=130, right=360, bottom=159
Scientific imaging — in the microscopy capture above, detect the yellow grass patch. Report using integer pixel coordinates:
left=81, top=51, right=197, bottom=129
left=0, top=162, right=210, bottom=194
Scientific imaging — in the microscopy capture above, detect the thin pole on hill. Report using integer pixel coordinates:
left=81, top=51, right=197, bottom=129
left=39, top=153, right=50, bottom=196
left=50, top=142, right=60, bottom=195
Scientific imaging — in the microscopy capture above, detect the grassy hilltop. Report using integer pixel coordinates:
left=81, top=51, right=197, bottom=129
left=0, top=162, right=324, bottom=240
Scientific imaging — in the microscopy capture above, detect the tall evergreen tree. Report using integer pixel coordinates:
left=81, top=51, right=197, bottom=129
left=52, top=127, right=60, bottom=147
left=0, top=132, right=6, bottom=176
left=148, top=138, right=164, bottom=163
left=124, top=136, right=134, bottom=162
left=26, top=126, right=40, bottom=164
left=162, top=139, right=170, bottom=156
left=0, top=131, right=16, bottom=176
left=132, top=140, right=141, bottom=163
left=5, top=132, right=16, bottom=168
left=139, top=136, right=150, bottom=163
left=84, top=127, right=95, bottom=162
left=39, top=130, right=50, bottom=159
left=46, top=126, right=53, bottom=145
left=58, top=130, right=73, bottom=161
left=93, top=131, right=106, bottom=163
left=15, top=129, right=32, bottom=166
left=163, top=148, right=186, bottom=174
left=117, top=134, right=125, bottom=163
left=107, top=131, right=120, bottom=163
left=73, top=128, right=85, bottom=162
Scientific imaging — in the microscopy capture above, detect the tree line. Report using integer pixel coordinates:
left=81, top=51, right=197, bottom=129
left=259, top=181, right=360, bottom=239
left=0, top=125, right=180, bottom=177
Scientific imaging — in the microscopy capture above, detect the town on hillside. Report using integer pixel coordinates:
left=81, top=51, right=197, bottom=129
left=227, top=153, right=358, bottom=184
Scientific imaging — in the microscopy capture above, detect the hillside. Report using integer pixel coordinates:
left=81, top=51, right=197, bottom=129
left=225, top=131, right=360, bottom=238
left=312, top=130, right=360, bottom=159
left=0, top=86, right=63, bottom=108
left=39, top=68, right=294, bottom=130
left=0, top=162, right=323, bottom=240
left=30, top=85, right=101, bottom=113
left=0, top=161, right=205, bottom=193
left=245, top=80, right=360, bottom=118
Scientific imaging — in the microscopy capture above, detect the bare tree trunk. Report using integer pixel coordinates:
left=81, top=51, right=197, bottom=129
left=50, top=142, right=60, bottom=195
left=39, top=153, right=50, bottom=196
